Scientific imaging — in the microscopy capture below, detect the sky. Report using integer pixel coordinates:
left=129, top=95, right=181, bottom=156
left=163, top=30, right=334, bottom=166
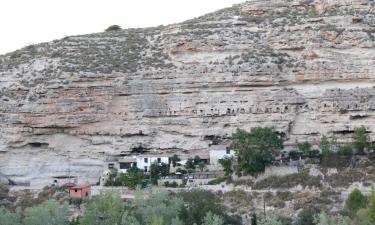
left=0, top=0, right=246, bottom=54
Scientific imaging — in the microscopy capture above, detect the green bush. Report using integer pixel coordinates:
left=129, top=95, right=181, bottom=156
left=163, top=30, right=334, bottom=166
left=105, top=25, right=122, bottom=32
left=346, top=189, right=368, bottom=216
left=231, top=127, right=283, bottom=176
left=253, top=172, right=322, bottom=189
left=207, top=177, right=227, bottom=185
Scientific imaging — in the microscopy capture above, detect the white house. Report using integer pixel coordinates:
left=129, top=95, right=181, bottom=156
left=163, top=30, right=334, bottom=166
left=209, top=145, right=235, bottom=165
left=118, top=155, right=169, bottom=173
left=136, top=155, right=169, bottom=172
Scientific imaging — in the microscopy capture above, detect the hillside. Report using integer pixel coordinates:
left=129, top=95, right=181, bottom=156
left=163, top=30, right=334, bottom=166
left=0, top=0, right=375, bottom=185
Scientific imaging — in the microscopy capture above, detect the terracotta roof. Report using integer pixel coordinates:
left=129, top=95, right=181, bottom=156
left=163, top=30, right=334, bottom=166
left=70, top=184, right=91, bottom=189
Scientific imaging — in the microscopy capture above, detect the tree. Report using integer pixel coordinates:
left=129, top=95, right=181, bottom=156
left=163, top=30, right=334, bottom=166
left=23, top=199, right=69, bottom=225
left=258, top=217, right=283, bottom=225
left=178, top=190, right=241, bottom=225
left=150, top=163, right=169, bottom=185
left=170, top=154, right=181, bottom=167
left=353, top=126, right=370, bottom=154
left=320, top=135, right=331, bottom=156
left=185, top=158, right=196, bottom=171
left=133, top=189, right=184, bottom=225
left=0, top=207, right=21, bottom=225
left=314, top=212, right=351, bottom=225
left=105, top=25, right=122, bottom=32
left=298, top=142, right=312, bottom=156
left=80, top=192, right=125, bottom=225
left=296, top=207, right=318, bottom=225
left=368, top=190, right=375, bottom=223
left=231, top=127, right=283, bottom=176
left=198, top=161, right=206, bottom=172
left=346, top=189, right=368, bottom=216
left=203, top=212, right=224, bottom=225
left=219, top=156, right=234, bottom=176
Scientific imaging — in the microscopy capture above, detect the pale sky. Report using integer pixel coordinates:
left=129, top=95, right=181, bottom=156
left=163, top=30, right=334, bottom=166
left=0, top=0, right=246, bottom=54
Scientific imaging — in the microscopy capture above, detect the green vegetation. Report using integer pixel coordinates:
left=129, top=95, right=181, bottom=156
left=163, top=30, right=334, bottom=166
left=230, top=127, right=283, bottom=176
left=105, top=166, right=144, bottom=189
left=105, top=25, right=122, bottom=32
left=207, top=177, right=227, bottom=185
left=219, top=156, right=234, bottom=176
left=253, top=172, right=322, bottom=189
left=150, top=163, right=169, bottom=185
left=345, top=189, right=368, bottom=216
left=353, top=126, right=370, bottom=154
left=0, top=200, right=68, bottom=225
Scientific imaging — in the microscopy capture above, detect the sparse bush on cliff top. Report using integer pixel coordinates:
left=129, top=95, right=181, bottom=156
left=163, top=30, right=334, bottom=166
left=105, top=25, right=122, bottom=32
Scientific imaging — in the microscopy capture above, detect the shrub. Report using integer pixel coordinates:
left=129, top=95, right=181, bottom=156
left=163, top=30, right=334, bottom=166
left=338, top=145, right=353, bottom=156
left=207, top=177, right=227, bottom=185
left=346, top=189, right=368, bottom=216
left=253, top=172, right=322, bottom=189
left=164, top=181, right=178, bottom=188
left=105, top=25, right=122, bottom=32
left=353, top=126, right=370, bottom=154
left=296, top=206, right=319, bottom=225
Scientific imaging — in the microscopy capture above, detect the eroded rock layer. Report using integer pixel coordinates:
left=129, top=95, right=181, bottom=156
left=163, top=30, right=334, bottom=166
left=0, top=0, right=374, bottom=185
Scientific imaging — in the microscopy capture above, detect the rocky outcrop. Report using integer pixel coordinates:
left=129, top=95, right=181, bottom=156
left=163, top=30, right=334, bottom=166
left=0, top=0, right=374, bottom=186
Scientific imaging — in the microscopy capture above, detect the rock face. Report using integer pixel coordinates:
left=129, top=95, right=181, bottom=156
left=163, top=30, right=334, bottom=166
left=0, top=0, right=374, bottom=186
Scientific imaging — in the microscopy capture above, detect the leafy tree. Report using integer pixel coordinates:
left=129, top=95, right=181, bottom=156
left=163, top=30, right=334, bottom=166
left=298, top=142, right=312, bottom=156
left=178, top=190, right=241, bottom=225
left=355, top=208, right=372, bottom=225
left=121, top=211, right=140, bottom=225
left=353, top=126, right=370, bottom=154
left=80, top=192, right=125, bottom=225
left=194, top=155, right=202, bottom=165
left=198, top=161, right=206, bottom=172
left=337, top=145, right=353, bottom=156
left=105, top=25, right=122, bottom=32
left=23, top=199, right=69, bottom=225
left=150, top=163, right=169, bottom=185
left=368, top=190, right=375, bottom=223
left=185, top=158, right=196, bottom=171
left=346, top=189, right=368, bottom=216
left=320, top=135, right=331, bottom=156
left=296, top=207, right=318, bottom=225
left=231, top=127, right=283, bottom=175
left=0, top=207, right=21, bottom=225
left=219, top=156, right=234, bottom=176
left=258, top=217, right=283, bottom=225
left=203, top=212, right=224, bottom=225
left=170, top=154, right=181, bottom=167
left=133, top=189, right=183, bottom=225
left=314, top=212, right=351, bottom=225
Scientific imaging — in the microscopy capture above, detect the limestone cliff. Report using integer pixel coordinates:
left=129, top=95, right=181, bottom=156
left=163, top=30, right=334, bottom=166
left=0, top=0, right=374, bottom=185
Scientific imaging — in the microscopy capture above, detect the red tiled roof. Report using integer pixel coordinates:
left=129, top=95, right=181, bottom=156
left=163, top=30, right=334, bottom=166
left=70, top=184, right=91, bottom=189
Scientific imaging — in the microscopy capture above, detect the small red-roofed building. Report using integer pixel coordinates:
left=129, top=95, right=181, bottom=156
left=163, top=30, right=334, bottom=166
left=69, top=184, right=91, bottom=199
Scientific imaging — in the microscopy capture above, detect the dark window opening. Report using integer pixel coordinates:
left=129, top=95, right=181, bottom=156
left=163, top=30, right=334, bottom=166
left=157, top=158, right=161, bottom=163
left=144, top=158, right=148, bottom=163
left=226, top=148, right=230, bottom=154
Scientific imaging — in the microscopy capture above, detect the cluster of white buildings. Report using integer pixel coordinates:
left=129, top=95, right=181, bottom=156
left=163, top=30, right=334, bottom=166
left=109, top=145, right=235, bottom=174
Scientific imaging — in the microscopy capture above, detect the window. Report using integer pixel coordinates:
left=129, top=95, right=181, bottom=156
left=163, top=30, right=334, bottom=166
left=144, top=158, right=148, bottom=163
left=119, top=163, right=131, bottom=169
left=144, top=166, right=148, bottom=172
left=86, top=192, right=89, bottom=197
left=108, top=163, right=114, bottom=169
left=75, top=189, right=78, bottom=192
left=226, top=148, right=230, bottom=154
left=157, top=158, right=161, bottom=163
